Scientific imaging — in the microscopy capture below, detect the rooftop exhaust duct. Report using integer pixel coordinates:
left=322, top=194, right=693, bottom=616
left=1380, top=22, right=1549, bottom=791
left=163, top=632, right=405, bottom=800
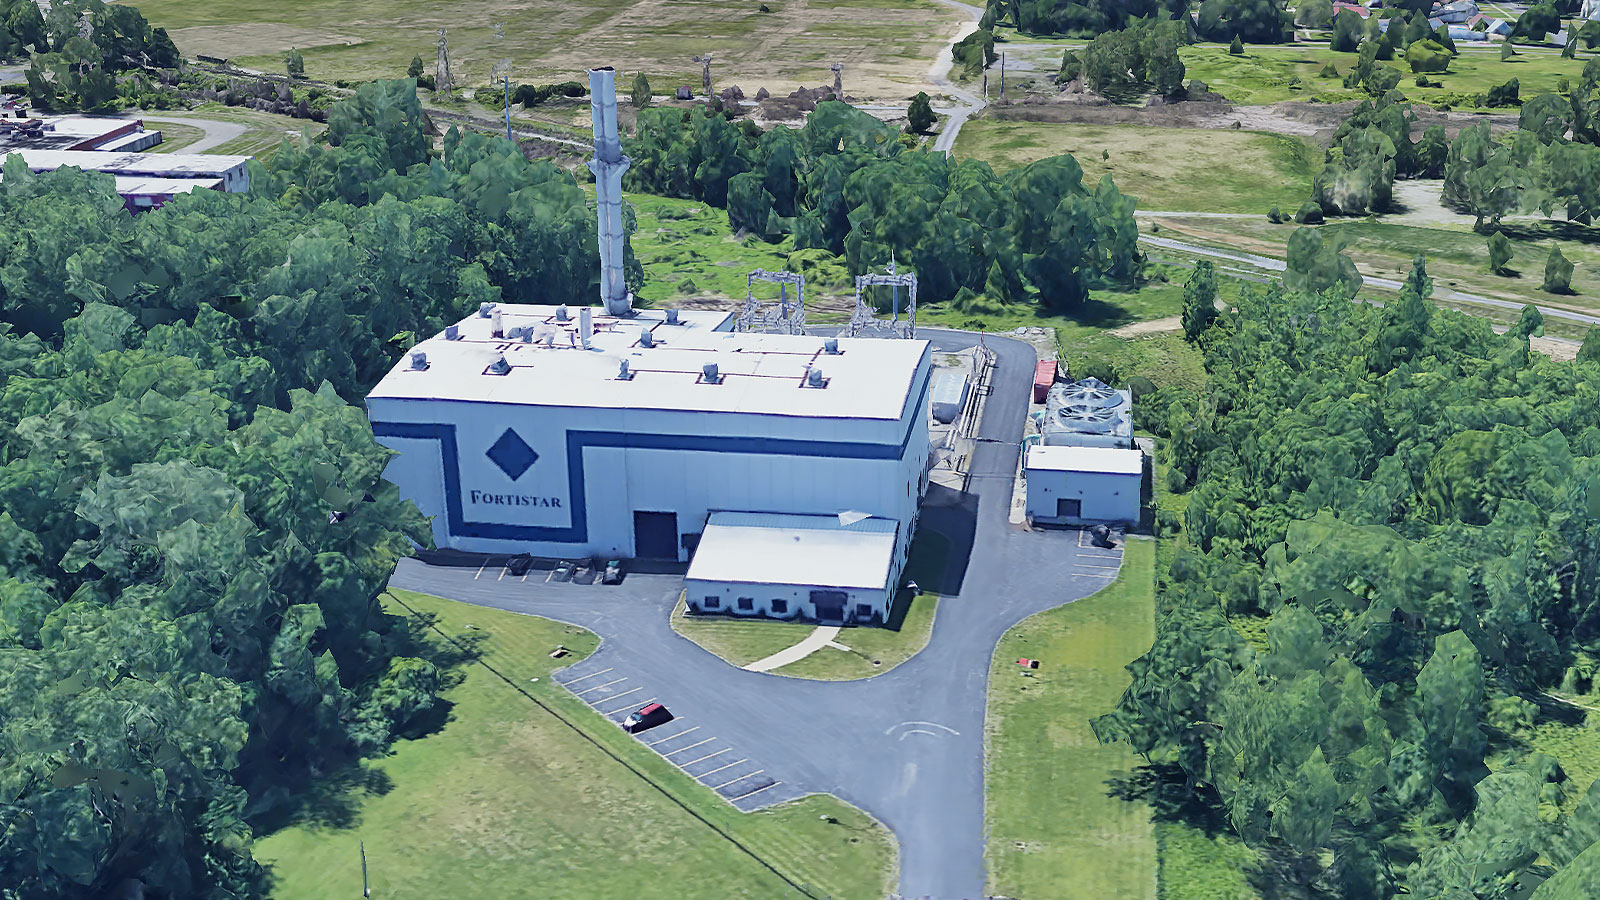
left=587, top=67, right=634, bottom=318
left=702, top=362, right=722, bottom=384
left=639, top=328, right=655, bottom=348
left=409, top=351, right=429, bottom=371
left=556, top=304, right=569, bottom=322
left=806, top=366, right=825, bottom=388
left=491, top=307, right=504, bottom=338
left=488, top=353, right=511, bottom=375
left=666, top=308, right=680, bottom=325
left=580, top=306, right=593, bottom=348
left=445, top=324, right=461, bottom=341
left=618, top=359, right=634, bottom=380
left=478, top=302, right=494, bottom=318
left=823, top=338, right=840, bottom=355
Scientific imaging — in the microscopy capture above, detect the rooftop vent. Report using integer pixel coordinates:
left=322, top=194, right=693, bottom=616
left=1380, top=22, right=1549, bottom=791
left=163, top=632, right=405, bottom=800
left=409, top=350, right=429, bottom=371
left=806, top=366, right=826, bottom=388
left=702, top=362, right=722, bottom=384
left=491, top=307, right=504, bottom=338
left=488, top=353, right=511, bottom=376
left=823, top=338, right=840, bottom=355
left=556, top=304, right=569, bottom=322
left=580, top=306, right=593, bottom=349
left=519, top=327, right=534, bottom=343
left=617, top=359, right=634, bottom=380
left=639, top=328, right=655, bottom=348
left=445, top=324, right=461, bottom=341
left=478, top=302, right=495, bottom=319
left=666, top=308, right=681, bottom=326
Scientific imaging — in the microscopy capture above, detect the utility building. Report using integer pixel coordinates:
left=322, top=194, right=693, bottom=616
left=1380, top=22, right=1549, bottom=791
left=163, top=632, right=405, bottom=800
left=1024, top=445, right=1143, bottom=526
left=366, top=304, right=932, bottom=580
left=367, top=67, right=933, bottom=625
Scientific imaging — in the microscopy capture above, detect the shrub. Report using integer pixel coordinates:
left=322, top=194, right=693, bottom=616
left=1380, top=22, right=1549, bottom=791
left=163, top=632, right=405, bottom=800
left=1485, top=77, right=1520, bottom=107
left=1294, top=200, right=1325, bottom=224
left=1230, top=34, right=1245, bottom=54
left=1267, top=205, right=1285, bottom=223
left=1406, top=39, right=1451, bottom=74
left=1319, top=62, right=1339, bottom=78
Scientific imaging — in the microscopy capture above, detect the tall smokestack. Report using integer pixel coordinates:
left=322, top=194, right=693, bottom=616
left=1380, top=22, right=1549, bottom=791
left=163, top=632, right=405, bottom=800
left=587, top=67, right=633, bottom=317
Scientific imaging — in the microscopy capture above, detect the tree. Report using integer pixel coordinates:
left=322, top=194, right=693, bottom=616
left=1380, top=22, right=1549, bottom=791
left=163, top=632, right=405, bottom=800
left=1284, top=226, right=1363, bottom=297
left=1511, top=2, right=1559, bottom=41
left=1488, top=231, right=1514, bottom=273
left=906, top=91, right=935, bottom=134
left=284, top=46, right=305, bottom=79
left=1196, top=0, right=1291, bottom=43
left=1229, top=33, right=1245, bottom=54
left=1542, top=244, right=1574, bottom=293
left=1580, top=327, right=1600, bottom=362
left=408, top=55, right=424, bottom=78
left=1502, top=40, right=1518, bottom=60
left=1444, top=121, right=1523, bottom=231
left=1182, top=259, right=1219, bottom=342
left=1296, top=0, right=1333, bottom=28
left=1406, top=39, right=1450, bottom=73
left=631, top=71, right=651, bottom=108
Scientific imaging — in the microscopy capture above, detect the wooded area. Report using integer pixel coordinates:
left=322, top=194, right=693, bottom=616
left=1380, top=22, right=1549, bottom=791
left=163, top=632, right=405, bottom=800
left=625, top=101, right=1142, bottom=310
left=1100, top=259, right=1600, bottom=898
left=0, top=79, right=614, bottom=898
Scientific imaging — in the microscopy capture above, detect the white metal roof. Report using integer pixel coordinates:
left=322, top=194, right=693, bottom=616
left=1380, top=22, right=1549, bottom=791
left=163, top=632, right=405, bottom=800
left=1026, top=445, right=1143, bottom=475
left=367, top=304, right=929, bottom=421
left=685, top=512, right=898, bottom=590
left=114, top=176, right=223, bottom=196
left=1, top=148, right=251, bottom=177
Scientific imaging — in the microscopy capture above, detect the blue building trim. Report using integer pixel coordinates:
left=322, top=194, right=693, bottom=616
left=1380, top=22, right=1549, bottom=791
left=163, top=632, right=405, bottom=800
left=371, top=387, right=927, bottom=545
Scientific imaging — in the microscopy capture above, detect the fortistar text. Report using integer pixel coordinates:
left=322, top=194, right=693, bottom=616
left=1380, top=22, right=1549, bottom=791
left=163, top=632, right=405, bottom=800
left=469, top=490, right=563, bottom=508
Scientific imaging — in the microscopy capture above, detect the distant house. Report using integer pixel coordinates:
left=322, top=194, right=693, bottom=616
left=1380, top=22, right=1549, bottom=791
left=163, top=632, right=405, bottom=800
left=1583, top=0, right=1600, bottom=21
left=1333, top=2, right=1371, bottom=18
left=1448, top=23, right=1489, bottom=40
left=1433, top=0, right=1478, bottom=23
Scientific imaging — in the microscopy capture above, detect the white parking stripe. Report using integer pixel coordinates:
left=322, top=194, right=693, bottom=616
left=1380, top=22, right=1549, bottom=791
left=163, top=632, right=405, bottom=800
left=730, top=781, right=783, bottom=803
left=576, top=677, right=627, bottom=695
left=713, top=769, right=763, bottom=790
left=680, top=748, right=729, bottom=767
left=664, top=737, right=717, bottom=757
left=646, top=726, right=699, bottom=746
left=474, top=561, right=488, bottom=579
left=1079, top=554, right=1122, bottom=561
left=1076, top=562, right=1121, bottom=570
left=563, top=667, right=613, bottom=685
left=597, top=688, right=644, bottom=709
left=698, top=758, right=747, bottom=779
left=1075, top=571, right=1117, bottom=578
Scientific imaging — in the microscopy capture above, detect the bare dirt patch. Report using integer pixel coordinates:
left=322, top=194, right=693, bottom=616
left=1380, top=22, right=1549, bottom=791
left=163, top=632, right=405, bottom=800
left=987, top=96, right=1518, bottom=144
left=1108, top=315, right=1181, bottom=337
left=1532, top=336, right=1579, bottom=361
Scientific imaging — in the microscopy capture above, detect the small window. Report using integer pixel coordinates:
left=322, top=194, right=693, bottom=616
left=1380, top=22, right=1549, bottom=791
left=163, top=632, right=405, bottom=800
left=771, top=598, right=788, bottom=614
left=703, top=595, right=720, bottom=609
left=855, top=603, right=874, bottom=619
left=737, top=597, right=754, bottom=611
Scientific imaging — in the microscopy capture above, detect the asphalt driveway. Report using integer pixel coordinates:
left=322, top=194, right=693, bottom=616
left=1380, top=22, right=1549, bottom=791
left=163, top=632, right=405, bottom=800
left=389, top=330, right=1124, bottom=900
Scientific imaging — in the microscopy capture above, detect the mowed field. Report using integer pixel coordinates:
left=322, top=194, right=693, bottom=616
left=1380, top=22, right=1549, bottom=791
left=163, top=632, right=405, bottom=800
left=952, top=119, right=1318, bottom=213
left=255, top=590, right=896, bottom=900
left=984, top=537, right=1158, bottom=900
left=131, top=0, right=965, bottom=101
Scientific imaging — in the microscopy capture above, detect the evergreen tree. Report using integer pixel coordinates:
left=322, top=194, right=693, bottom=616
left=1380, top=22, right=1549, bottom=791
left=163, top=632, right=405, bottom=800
left=1181, top=259, right=1219, bottom=342
left=631, top=71, right=652, bottom=108
left=1229, top=33, right=1245, bottom=54
left=285, top=46, right=305, bottom=79
left=408, top=55, right=425, bottom=78
left=906, top=91, right=935, bottom=133
left=1488, top=231, right=1513, bottom=274
left=1542, top=244, right=1574, bottom=293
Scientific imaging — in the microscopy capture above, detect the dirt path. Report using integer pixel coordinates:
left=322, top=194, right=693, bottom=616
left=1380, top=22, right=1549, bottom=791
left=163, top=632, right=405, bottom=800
left=927, top=0, right=986, bottom=153
left=1109, top=315, right=1181, bottom=337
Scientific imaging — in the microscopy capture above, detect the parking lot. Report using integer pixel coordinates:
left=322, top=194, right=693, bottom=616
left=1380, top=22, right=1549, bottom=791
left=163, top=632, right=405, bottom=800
left=1072, top=528, right=1124, bottom=579
left=555, top=660, right=809, bottom=811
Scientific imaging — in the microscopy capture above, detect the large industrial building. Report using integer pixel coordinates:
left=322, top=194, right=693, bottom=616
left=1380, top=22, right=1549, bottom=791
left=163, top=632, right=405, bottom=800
left=367, top=67, right=933, bottom=624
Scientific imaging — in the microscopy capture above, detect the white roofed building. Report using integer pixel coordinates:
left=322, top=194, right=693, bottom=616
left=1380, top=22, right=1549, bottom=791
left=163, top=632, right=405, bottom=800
left=685, top=512, right=899, bottom=623
left=367, top=303, right=934, bottom=604
left=1024, top=445, right=1145, bottom=526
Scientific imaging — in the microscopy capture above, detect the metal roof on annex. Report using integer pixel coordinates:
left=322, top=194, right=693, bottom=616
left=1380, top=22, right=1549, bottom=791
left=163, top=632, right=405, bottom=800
left=685, top=512, right=899, bottom=590
left=1025, top=445, right=1144, bottom=475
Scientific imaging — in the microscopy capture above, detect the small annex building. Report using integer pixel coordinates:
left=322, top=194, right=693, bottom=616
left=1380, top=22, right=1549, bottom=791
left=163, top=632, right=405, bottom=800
left=1024, top=445, right=1143, bottom=526
left=684, top=512, right=899, bottom=624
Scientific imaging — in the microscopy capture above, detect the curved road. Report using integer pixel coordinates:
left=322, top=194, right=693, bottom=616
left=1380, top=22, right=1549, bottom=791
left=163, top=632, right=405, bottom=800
left=928, top=0, right=988, bottom=154
left=391, top=330, right=1126, bottom=899
left=125, top=113, right=250, bottom=153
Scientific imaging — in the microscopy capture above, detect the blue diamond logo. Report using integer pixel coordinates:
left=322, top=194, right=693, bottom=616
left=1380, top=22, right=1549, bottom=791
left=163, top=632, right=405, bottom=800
left=486, top=429, right=539, bottom=480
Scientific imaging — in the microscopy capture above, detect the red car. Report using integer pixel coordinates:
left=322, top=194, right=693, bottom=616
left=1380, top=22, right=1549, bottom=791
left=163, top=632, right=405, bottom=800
left=623, top=702, right=672, bottom=733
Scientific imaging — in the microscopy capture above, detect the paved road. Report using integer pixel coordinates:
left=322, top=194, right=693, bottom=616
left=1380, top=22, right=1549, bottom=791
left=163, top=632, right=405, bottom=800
left=927, top=0, right=987, bottom=154
left=123, top=113, right=250, bottom=153
left=1140, top=232, right=1600, bottom=331
left=391, top=329, right=1126, bottom=899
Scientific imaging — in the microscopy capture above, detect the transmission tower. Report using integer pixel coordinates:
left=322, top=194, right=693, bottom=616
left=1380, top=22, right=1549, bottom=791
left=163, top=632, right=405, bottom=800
left=848, top=258, right=917, bottom=339
left=830, top=62, right=842, bottom=98
left=435, top=28, right=455, bottom=97
left=692, top=53, right=712, bottom=97
left=737, top=269, right=806, bottom=334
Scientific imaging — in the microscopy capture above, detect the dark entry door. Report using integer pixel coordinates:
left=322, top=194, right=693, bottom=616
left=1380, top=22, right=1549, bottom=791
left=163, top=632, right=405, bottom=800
left=633, top=511, right=679, bottom=559
left=1057, top=498, right=1082, bottom=519
left=811, top=590, right=847, bottom=623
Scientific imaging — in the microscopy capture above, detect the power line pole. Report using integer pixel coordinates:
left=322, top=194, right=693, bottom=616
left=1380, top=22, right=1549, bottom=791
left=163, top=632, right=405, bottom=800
left=492, top=23, right=512, bottom=142
left=1000, top=51, right=1005, bottom=99
left=693, top=53, right=713, bottom=98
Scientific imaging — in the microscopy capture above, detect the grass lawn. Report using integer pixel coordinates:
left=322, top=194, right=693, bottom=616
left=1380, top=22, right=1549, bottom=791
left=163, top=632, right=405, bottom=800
left=255, top=589, right=896, bottom=900
left=1182, top=42, right=1590, bottom=107
left=671, top=599, right=818, bottom=667
left=1156, top=822, right=1260, bottom=900
left=132, top=0, right=962, bottom=102
left=984, top=537, right=1158, bottom=900
left=953, top=119, right=1319, bottom=215
left=146, top=121, right=206, bottom=152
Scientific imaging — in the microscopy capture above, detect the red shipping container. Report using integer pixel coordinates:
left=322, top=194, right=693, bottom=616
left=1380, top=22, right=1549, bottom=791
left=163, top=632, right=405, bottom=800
left=1032, top=360, right=1057, bottom=403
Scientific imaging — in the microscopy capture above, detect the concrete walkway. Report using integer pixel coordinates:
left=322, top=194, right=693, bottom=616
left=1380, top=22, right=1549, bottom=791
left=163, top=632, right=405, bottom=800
left=741, top=625, right=841, bottom=672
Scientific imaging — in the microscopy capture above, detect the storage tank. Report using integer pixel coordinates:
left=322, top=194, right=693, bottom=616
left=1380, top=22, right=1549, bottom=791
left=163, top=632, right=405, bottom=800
left=929, top=368, right=971, bottom=424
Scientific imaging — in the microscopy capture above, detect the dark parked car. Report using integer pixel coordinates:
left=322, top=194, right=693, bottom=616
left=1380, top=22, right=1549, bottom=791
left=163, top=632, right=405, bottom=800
left=623, top=702, right=672, bottom=733
left=506, top=553, right=534, bottom=576
left=601, top=559, right=623, bottom=584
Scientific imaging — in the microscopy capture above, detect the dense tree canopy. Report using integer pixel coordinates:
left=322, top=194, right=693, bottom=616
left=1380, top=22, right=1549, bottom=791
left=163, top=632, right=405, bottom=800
left=0, top=79, right=625, bottom=898
left=1059, top=18, right=1189, bottom=97
left=21, top=0, right=177, bottom=111
left=989, top=0, right=1186, bottom=37
left=625, top=100, right=1142, bottom=309
left=1098, top=258, right=1600, bottom=898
